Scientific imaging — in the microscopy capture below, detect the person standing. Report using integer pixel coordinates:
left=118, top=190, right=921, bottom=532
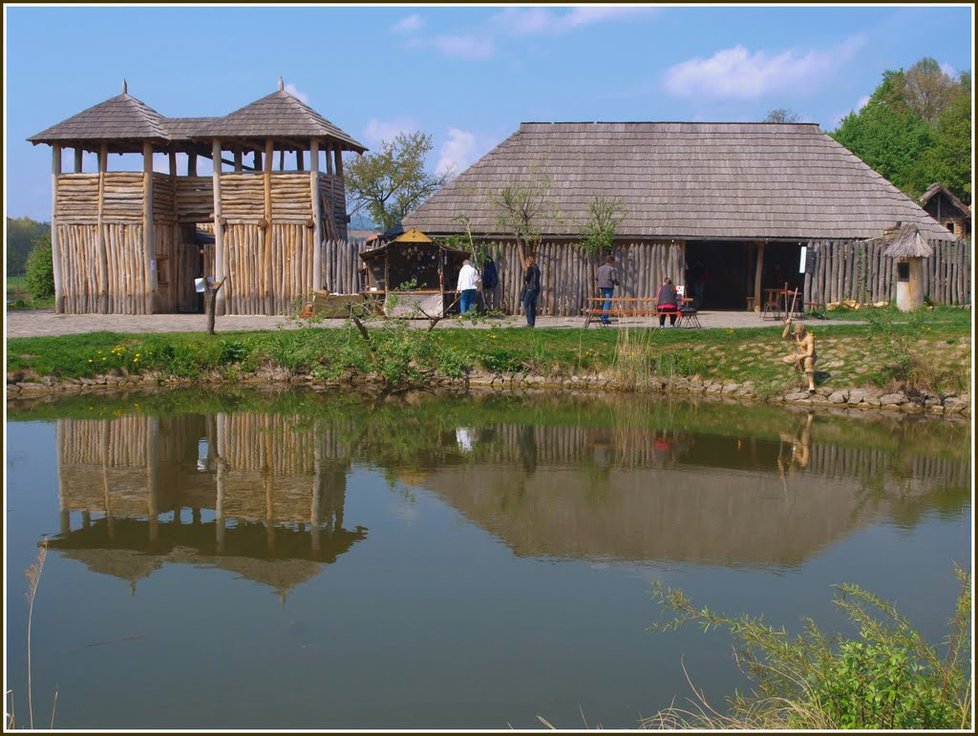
left=656, top=276, right=679, bottom=328
left=455, top=258, right=480, bottom=314
left=521, top=255, right=542, bottom=327
left=595, top=255, right=619, bottom=325
left=481, top=256, right=498, bottom=311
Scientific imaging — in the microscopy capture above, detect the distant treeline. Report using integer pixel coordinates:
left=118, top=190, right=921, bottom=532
left=7, top=217, right=50, bottom=276
left=832, top=58, right=972, bottom=204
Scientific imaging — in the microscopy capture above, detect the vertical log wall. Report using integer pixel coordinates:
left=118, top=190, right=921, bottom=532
left=806, top=239, right=970, bottom=307
left=321, top=238, right=685, bottom=316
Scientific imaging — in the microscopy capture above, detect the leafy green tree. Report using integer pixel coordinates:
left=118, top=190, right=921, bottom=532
left=831, top=61, right=971, bottom=202
left=24, top=235, right=54, bottom=300
left=764, top=108, right=801, bottom=123
left=6, top=217, right=50, bottom=275
left=345, top=131, right=449, bottom=233
left=922, top=72, right=972, bottom=201
left=832, top=72, right=935, bottom=197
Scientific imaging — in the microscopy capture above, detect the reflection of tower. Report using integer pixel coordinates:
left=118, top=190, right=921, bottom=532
left=50, top=413, right=365, bottom=597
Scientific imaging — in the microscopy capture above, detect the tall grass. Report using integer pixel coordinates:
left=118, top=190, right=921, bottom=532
left=645, top=567, right=972, bottom=730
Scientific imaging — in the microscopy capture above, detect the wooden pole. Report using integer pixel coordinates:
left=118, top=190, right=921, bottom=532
left=73, top=147, right=83, bottom=173
left=234, top=149, right=243, bottom=172
left=143, top=141, right=156, bottom=314
left=50, top=146, right=64, bottom=313
left=188, top=151, right=197, bottom=176
left=264, top=138, right=274, bottom=313
left=310, top=140, right=322, bottom=292
left=97, top=143, right=109, bottom=313
left=753, top=240, right=765, bottom=313
left=211, top=139, right=226, bottom=315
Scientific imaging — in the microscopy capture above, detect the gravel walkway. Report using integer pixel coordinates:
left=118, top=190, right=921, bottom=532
left=5, top=308, right=850, bottom=338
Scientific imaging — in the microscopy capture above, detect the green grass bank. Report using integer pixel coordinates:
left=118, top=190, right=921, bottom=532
left=6, top=307, right=972, bottom=412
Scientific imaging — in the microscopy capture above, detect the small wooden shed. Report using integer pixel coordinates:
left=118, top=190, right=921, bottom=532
left=358, top=228, right=470, bottom=316
left=882, top=223, right=933, bottom=311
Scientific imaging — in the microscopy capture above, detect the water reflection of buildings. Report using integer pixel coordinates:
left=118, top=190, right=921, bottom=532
left=50, top=414, right=366, bottom=598
left=416, top=419, right=971, bottom=567
left=47, top=407, right=970, bottom=579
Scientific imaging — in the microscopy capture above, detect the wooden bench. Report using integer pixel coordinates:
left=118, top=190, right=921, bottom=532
left=584, top=297, right=699, bottom=328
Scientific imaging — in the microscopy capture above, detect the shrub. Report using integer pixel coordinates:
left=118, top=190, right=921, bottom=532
left=646, top=567, right=971, bottom=730
left=24, top=236, right=54, bottom=301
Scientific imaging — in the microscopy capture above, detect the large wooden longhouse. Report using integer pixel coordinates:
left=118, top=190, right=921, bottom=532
left=402, top=122, right=969, bottom=315
left=28, top=79, right=366, bottom=315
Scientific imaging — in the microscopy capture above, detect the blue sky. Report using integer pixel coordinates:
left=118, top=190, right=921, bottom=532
left=4, top=4, right=974, bottom=222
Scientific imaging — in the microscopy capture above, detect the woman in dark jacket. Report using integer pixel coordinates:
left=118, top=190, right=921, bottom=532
left=656, top=276, right=678, bottom=328
left=521, top=255, right=541, bottom=327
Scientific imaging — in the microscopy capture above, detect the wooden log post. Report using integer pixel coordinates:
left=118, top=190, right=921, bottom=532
left=188, top=151, right=197, bottom=176
left=264, top=138, right=274, bottom=313
left=73, top=147, right=83, bottom=173
left=143, top=141, right=156, bottom=314
left=334, top=146, right=344, bottom=239
left=753, top=240, right=765, bottom=313
left=51, top=145, right=64, bottom=313
left=310, top=140, right=322, bottom=292
left=97, top=143, right=109, bottom=313
left=234, top=149, right=243, bottom=172
left=211, top=139, right=226, bottom=315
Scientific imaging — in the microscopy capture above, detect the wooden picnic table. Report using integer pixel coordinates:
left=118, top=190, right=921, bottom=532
left=584, top=296, right=699, bottom=328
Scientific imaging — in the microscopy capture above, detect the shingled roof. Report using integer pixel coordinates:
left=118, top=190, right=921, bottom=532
left=920, top=182, right=970, bottom=217
left=28, top=82, right=366, bottom=153
left=204, top=88, right=366, bottom=152
left=403, top=122, right=952, bottom=242
left=28, top=90, right=169, bottom=144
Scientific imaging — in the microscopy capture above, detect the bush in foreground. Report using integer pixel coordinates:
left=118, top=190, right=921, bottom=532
left=646, top=568, right=971, bottom=730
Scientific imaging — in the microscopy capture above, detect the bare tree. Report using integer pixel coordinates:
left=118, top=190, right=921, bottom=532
left=765, top=108, right=801, bottom=123
left=487, top=169, right=554, bottom=264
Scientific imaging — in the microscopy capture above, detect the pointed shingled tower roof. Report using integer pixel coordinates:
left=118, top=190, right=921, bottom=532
left=28, top=83, right=168, bottom=144
left=204, top=87, right=366, bottom=152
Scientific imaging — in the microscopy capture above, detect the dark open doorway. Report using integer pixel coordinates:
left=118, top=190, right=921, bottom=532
left=684, top=240, right=803, bottom=310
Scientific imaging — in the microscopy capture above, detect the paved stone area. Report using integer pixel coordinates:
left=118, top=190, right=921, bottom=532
left=5, top=308, right=851, bottom=338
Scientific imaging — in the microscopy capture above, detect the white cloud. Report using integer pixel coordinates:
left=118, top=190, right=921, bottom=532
left=430, top=34, right=495, bottom=60
left=855, top=94, right=871, bottom=111
left=435, top=127, right=501, bottom=178
left=362, top=116, right=419, bottom=149
left=940, top=62, right=958, bottom=79
left=664, top=39, right=863, bottom=101
left=392, top=14, right=423, bottom=34
left=492, top=6, right=656, bottom=36
left=284, top=83, right=310, bottom=104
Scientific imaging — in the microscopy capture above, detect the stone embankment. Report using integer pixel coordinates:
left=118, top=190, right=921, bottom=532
left=5, top=369, right=971, bottom=418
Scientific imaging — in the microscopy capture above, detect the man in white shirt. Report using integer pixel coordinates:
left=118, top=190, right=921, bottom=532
left=455, top=259, right=480, bottom=314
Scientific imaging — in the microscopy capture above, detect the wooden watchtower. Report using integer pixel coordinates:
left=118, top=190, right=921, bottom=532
left=28, top=79, right=366, bottom=315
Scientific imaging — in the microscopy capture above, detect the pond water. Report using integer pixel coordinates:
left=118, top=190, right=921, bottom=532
left=4, top=389, right=972, bottom=729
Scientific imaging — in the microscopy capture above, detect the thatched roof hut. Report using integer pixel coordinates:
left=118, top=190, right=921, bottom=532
left=881, top=223, right=934, bottom=259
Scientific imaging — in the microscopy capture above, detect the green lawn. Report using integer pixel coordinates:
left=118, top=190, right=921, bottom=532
left=5, top=306, right=971, bottom=396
